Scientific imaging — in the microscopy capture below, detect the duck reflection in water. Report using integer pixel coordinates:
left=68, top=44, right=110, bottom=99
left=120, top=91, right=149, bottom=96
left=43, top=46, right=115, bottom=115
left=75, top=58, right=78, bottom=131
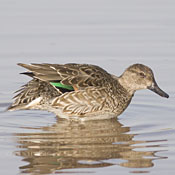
left=15, top=118, right=166, bottom=174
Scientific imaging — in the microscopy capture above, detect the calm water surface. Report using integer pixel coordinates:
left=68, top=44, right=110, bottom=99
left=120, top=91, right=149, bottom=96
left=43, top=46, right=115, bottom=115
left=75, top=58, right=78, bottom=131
left=0, top=0, right=175, bottom=174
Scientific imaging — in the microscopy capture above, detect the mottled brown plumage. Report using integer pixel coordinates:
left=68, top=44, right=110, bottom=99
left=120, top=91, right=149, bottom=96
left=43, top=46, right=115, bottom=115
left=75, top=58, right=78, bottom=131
left=7, top=63, right=169, bottom=121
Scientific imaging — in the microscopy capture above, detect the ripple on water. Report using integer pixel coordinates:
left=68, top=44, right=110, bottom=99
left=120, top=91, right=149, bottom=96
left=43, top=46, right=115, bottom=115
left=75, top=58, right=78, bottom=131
left=11, top=117, right=168, bottom=174
left=0, top=97, right=173, bottom=174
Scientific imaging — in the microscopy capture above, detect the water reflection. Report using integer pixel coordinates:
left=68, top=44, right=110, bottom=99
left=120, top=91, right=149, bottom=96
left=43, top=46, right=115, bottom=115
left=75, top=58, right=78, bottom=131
left=15, top=118, right=165, bottom=174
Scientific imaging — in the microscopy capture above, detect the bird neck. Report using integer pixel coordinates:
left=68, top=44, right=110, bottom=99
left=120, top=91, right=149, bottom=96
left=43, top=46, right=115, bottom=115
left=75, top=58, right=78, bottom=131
left=118, top=74, right=136, bottom=96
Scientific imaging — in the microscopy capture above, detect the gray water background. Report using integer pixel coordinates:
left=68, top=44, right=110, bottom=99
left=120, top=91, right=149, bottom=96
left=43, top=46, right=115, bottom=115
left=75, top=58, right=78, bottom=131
left=0, top=0, right=175, bottom=174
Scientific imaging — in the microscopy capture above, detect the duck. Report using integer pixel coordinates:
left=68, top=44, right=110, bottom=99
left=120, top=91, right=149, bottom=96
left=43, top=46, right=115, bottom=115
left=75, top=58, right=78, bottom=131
left=7, top=63, right=169, bottom=121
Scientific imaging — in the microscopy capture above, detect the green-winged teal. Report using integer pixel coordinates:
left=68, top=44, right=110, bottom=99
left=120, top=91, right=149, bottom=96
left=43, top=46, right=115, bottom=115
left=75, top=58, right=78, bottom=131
left=8, top=63, right=169, bottom=120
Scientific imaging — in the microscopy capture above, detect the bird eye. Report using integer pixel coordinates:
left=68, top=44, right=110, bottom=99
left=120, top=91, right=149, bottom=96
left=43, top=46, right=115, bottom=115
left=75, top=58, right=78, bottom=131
left=139, top=72, right=145, bottom=77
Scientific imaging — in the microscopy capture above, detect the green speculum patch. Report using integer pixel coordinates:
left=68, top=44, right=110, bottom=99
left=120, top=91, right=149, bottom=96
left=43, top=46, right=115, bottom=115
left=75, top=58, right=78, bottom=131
left=50, top=82, right=74, bottom=91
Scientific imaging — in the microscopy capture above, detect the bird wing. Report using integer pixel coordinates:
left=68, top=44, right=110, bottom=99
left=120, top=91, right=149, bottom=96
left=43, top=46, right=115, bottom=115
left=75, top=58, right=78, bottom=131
left=18, top=63, right=113, bottom=90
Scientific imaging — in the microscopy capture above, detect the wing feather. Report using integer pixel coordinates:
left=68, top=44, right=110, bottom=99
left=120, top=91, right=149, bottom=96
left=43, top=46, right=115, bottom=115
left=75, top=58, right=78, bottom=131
left=18, top=63, right=113, bottom=89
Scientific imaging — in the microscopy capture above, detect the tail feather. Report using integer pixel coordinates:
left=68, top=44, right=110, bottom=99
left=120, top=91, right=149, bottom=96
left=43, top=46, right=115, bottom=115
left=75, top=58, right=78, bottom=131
left=7, top=104, right=28, bottom=111
left=7, top=79, right=61, bottom=111
left=20, top=72, right=35, bottom=77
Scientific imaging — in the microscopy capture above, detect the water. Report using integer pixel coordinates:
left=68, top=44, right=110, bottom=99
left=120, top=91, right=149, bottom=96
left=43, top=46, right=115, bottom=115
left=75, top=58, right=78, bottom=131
left=0, top=0, right=175, bottom=174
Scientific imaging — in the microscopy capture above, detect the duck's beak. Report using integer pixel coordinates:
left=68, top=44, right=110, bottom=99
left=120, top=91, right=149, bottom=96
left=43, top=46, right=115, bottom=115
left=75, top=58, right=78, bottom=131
left=148, top=80, right=169, bottom=98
